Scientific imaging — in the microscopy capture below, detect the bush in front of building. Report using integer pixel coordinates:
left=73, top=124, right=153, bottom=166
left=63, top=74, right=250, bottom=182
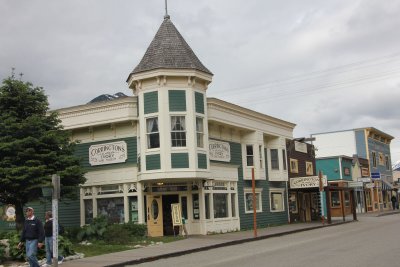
left=77, top=216, right=108, bottom=242
left=0, top=230, right=74, bottom=262
left=122, top=222, right=147, bottom=237
left=103, top=224, right=131, bottom=244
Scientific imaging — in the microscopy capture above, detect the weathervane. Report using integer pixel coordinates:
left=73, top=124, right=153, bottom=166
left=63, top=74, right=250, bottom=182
left=164, top=0, right=170, bottom=19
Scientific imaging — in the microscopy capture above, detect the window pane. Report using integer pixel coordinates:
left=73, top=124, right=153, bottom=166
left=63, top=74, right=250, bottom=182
left=192, top=194, right=200, bottom=220
left=181, top=196, right=188, bottom=220
left=171, top=116, right=186, bottom=147
left=331, top=191, right=341, bottom=207
left=231, top=193, right=236, bottom=217
left=271, top=192, right=283, bottom=211
left=282, top=149, right=287, bottom=170
left=205, top=193, right=210, bottom=219
left=97, top=198, right=125, bottom=224
left=271, top=149, right=279, bottom=170
left=245, top=192, right=260, bottom=212
left=196, top=117, right=204, bottom=148
left=246, top=145, right=254, bottom=166
left=146, top=117, right=159, bottom=149
left=84, top=199, right=93, bottom=224
left=213, top=193, right=228, bottom=218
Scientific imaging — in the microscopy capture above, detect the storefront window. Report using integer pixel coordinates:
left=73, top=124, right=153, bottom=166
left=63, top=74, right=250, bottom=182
left=213, top=193, right=228, bottom=218
left=205, top=193, right=210, bottom=219
left=289, top=192, right=298, bottom=213
left=192, top=194, right=200, bottom=220
left=181, top=196, right=188, bottom=220
left=231, top=193, right=236, bottom=217
left=244, top=191, right=261, bottom=213
left=97, top=198, right=124, bottom=224
left=331, top=191, right=341, bottom=208
left=84, top=200, right=93, bottom=224
left=344, top=191, right=351, bottom=207
left=270, top=191, right=284, bottom=212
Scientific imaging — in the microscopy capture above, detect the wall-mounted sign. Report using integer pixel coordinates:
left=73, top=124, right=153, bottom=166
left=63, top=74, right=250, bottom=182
left=209, top=140, right=231, bottom=162
left=358, top=177, right=371, bottom=183
left=290, top=176, right=327, bottom=189
left=348, top=181, right=363, bottom=188
left=365, top=183, right=374, bottom=189
left=89, top=141, right=127, bottom=166
left=371, top=172, right=381, bottom=179
left=361, top=168, right=369, bottom=177
left=294, top=141, right=307, bottom=153
left=343, top=167, right=350, bottom=176
left=2, top=205, right=16, bottom=221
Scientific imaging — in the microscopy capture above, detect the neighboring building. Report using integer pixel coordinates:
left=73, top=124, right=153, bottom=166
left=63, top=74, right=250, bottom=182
left=286, top=139, right=323, bottom=223
left=351, top=156, right=370, bottom=213
left=312, top=128, right=395, bottom=211
left=316, top=156, right=355, bottom=217
left=52, top=15, right=295, bottom=236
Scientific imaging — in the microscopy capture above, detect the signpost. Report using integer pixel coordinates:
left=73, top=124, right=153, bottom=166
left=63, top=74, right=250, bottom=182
left=52, top=174, right=60, bottom=267
left=371, top=172, right=381, bottom=179
left=319, top=171, right=325, bottom=225
left=252, top=168, right=257, bottom=237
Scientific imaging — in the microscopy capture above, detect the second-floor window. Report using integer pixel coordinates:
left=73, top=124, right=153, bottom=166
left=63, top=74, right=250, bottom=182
left=246, top=145, right=254, bottom=166
left=259, top=145, right=263, bottom=168
left=306, top=161, right=313, bottom=175
left=290, top=158, right=298, bottom=173
left=372, top=151, right=377, bottom=168
left=146, top=117, right=159, bottom=149
left=282, top=149, right=287, bottom=170
left=171, top=116, right=186, bottom=147
left=196, top=117, right=204, bottom=148
left=271, top=149, right=279, bottom=170
left=385, top=155, right=390, bottom=170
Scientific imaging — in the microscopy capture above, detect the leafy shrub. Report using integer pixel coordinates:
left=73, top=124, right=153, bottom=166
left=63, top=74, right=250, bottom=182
left=0, top=242, right=6, bottom=263
left=123, top=222, right=147, bottom=237
left=63, top=226, right=81, bottom=242
left=103, top=224, right=131, bottom=244
left=58, top=235, right=75, bottom=256
left=77, top=216, right=108, bottom=241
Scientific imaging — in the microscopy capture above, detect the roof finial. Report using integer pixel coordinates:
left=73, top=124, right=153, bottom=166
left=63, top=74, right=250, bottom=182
left=164, top=0, right=170, bottom=19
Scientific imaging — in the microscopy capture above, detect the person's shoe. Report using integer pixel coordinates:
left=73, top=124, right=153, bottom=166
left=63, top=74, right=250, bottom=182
left=58, top=256, right=64, bottom=264
left=41, top=264, right=51, bottom=267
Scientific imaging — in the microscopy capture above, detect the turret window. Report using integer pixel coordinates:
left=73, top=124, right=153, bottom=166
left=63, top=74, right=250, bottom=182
left=146, top=117, right=159, bottom=149
left=196, top=117, right=204, bottom=148
left=171, top=116, right=186, bottom=147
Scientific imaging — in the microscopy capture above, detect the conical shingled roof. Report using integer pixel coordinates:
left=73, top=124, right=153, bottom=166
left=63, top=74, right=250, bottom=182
left=129, top=17, right=212, bottom=76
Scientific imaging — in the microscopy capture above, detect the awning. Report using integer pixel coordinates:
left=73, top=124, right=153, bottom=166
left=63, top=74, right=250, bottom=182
left=381, top=180, right=394, bottom=190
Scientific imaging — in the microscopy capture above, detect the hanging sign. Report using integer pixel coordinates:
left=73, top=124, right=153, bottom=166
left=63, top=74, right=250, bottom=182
left=294, top=141, right=307, bottom=153
left=89, top=141, right=127, bottom=166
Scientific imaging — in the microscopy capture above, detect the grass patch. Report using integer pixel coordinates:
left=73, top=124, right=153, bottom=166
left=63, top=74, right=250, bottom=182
left=73, top=236, right=184, bottom=258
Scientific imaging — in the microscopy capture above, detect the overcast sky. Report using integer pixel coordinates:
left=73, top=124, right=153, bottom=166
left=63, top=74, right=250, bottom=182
left=1, top=0, right=400, bottom=166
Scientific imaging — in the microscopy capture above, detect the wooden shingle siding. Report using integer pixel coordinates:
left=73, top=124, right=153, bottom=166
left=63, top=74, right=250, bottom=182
left=197, top=153, right=207, bottom=169
left=171, top=153, right=189, bottom=168
left=74, top=137, right=137, bottom=171
left=144, top=91, right=158, bottom=114
left=146, top=154, right=161, bottom=170
left=195, top=92, right=204, bottom=114
left=169, top=90, right=186, bottom=112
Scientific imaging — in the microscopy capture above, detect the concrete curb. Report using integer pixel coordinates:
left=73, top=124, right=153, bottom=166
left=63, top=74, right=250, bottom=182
left=106, top=221, right=355, bottom=267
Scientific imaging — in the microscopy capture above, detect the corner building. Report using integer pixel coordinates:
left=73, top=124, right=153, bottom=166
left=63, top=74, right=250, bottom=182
left=58, top=16, right=295, bottom=236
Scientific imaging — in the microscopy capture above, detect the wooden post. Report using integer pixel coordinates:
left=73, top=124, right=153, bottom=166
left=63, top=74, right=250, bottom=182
left=52, top=174, right=60, bottom=267
left=318, top=171, right=325, bottom=225
left=341, top=190, right=346, bottom=222
left=252, top=168, right=257, bottom=238
left=352, top=189, right=358, bottom=221
left=325, top=186, right=332, bottom=224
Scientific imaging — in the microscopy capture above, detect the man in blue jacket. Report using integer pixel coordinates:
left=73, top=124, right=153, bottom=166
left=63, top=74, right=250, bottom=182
left=17, top=207, right=45, bottom=267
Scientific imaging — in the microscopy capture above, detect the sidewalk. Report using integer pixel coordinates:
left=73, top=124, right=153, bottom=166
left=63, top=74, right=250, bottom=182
left=61, top=218, right=353, bottom=267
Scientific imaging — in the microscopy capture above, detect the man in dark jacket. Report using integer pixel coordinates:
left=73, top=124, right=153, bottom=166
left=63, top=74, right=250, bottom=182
left=17, top=207, right=44, bottom=267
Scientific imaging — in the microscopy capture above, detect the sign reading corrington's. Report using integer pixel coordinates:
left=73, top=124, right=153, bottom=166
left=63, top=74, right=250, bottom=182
left=89, top=141, right=127, bottom=166
left=209, top=140, right=231, bottom=162
left=290, top=176, right=328, bottom=189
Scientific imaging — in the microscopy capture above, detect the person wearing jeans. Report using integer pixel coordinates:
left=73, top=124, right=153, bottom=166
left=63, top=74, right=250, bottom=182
left=43, top=211, right=64, bottom=266
left=18, top=207, right=44, bottom=267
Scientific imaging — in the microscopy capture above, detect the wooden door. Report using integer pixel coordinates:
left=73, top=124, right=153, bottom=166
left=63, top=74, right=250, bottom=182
left=147, top=195, right=163, bottom=237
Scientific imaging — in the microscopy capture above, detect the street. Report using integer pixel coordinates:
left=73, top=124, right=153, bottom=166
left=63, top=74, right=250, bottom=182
left=133, top=214, right=400, bottom=267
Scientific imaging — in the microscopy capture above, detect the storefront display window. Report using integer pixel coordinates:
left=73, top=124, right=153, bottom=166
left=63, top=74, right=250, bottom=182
left=231, top=193, right=236, bottom=217
left=244, top=191, right=261, bottom=213
left=205, top=193, right=210, bottom=219
left=192, top=194, right=200, bottom=220
left=97, top=198, right=124, bottom=224
left=344, top=191, right=351, bottom=207
left=84, top=200, right=93, bottom=224
left=213, top=193, right=228, bottom=218
left=270, top=191, right=284, bottom=212
left=289, top=193, right=298, bottom=213
left=331, top=191, right=341, bottom=208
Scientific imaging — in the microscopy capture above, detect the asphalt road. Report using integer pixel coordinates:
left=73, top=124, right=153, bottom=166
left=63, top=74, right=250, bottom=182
left=132, top=214, right=400, bottom=267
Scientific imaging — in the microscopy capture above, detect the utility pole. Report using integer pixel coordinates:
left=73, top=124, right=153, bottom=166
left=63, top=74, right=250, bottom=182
left=52, top=174, right=60, bottom=267
left=252, top=168, right=257, bottom=237
left=319, top=170, right=325, bottom=225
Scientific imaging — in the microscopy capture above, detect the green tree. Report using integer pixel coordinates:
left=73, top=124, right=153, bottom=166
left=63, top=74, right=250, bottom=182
left=0, top=76, right=86, bottom=230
